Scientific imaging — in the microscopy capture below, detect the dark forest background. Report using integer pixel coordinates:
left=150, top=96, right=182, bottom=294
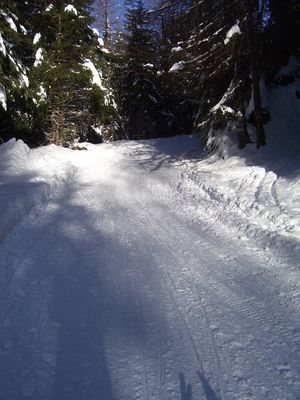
left=1, top=0, right=299, bottom=150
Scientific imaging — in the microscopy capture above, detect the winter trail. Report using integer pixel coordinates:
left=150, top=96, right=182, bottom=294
left=0, top=140, right=299, bottom=400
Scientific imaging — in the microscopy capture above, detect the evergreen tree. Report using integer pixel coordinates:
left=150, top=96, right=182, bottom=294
left=155, top=0, right=267, bottom=149
left=30, top=0, right=116, bottom=145
left=267, top=0, right=300, bottom=73
left=116, top=0, right=164, bottom=139
left=0, top=0, right=33, bottom=143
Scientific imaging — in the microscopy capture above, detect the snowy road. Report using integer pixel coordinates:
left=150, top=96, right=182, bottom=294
left=0, top=140, right=299, bottom=400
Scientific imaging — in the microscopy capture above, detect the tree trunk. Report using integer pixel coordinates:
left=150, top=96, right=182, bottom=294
left=246, top=0, right=266, bottom=149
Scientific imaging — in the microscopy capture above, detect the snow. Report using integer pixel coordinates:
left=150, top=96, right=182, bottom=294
left=169, top=61, right=185, bottom=73
left=83, top=59, right=106, bottom=91
left=210, top=103, right=234, bottom=115
left=0, top=10, right=18, bottom=32
left=0, top=32, right=6, bottom=56
left=45, top=4, right=54, bottom=12
left=34, top=48, right=43, bottom=67
left=224, top=23, right=241, bottom=45
left=7, top=54, right=29, bottom=88
left=0, top=83, right=7, bottom=110
left=98, top=37, right=104, bottom=47
left=143, top=63, right=154, bottom=68
left=64, top=4, right=78, bottom=15
left=0, top=82, right=299, bottom=399
left=276, top=55, right=300, bottom=79
left=33, top=32, right=41, bottom=45
left=19, top=24, right=27, bottom=34
left=0, top=139, right=76, bottom=243
left=171, top=46, right=183, bottom=52
left=83, top=59, right=115, bottom=107
left=91, top=27, right=105, bottom=47
left=37, top=84, right=47, bottom=101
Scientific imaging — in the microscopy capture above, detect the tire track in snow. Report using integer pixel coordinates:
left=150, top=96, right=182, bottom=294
left=116, top=166, right=228, bottom=399
left=118, top=152, right=300, bottom=399
left=148, top=207, right=300, bottom=398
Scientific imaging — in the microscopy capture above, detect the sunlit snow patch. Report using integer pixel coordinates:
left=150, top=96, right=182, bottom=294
left=169, top=61, right=185, bottom=73
left=34, top=48, right=43, bottom=67
left=0, top=10, right=18, bottom=32
left=64, top=4, right=78, bottom=15
left=0, top=83, right=7, bottom=110
left=171, top=46, right=183, bottom=52
left=33, top=33, right=41, bottom=45
left=0, top=33, right=6, bottom=56
left=45, top=4, right=54, bottom=12
left=19, top=24, right=27, bottom=34
left=83, top=59, right=106, bottom=91
left=224, top=23, right=241, bottom=45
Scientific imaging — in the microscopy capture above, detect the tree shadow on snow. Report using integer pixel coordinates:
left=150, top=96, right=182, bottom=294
left=197, top=370, right=221, bottom=400
left=0, top=178, right=162, bottom=400
left=179, top=371, right=221, bottom=400
left=179, top=373, right=192, bottom=400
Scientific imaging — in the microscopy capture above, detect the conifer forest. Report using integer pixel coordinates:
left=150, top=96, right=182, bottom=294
left=1, top=0, right=299, bottom=148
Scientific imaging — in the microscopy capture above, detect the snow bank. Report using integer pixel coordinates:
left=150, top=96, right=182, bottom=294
left=0, top=139, right=77, bottom=243
left=172, top=81, right=300, bottom=262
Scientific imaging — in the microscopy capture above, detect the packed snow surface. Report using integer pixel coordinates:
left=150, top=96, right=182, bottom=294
left=0, top=137, right=299, bottom=399
left=0, top=83, right=299, bottom=400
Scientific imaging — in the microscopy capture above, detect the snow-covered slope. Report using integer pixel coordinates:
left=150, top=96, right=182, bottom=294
left=170, top=79, right=300, bottom=264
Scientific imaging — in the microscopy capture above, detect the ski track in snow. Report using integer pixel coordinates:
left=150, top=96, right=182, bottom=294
left=0, top=140, right=299, bottom=400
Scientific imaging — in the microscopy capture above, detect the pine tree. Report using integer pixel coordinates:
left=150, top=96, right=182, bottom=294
left=29, top=0, right=117, bottom=144
left=267, top=0, right=300, bottom=72
left=0, top=0, right=33, bottom=143
left=115, top=0, right=163, bottom=139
